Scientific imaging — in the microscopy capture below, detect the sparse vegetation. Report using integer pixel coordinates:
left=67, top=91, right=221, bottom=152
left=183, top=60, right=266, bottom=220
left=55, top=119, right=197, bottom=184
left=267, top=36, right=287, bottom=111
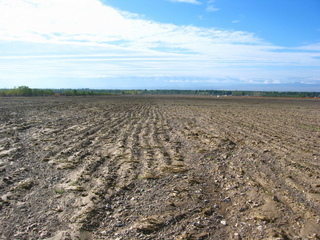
left=53, top=188, right=65, bottom=195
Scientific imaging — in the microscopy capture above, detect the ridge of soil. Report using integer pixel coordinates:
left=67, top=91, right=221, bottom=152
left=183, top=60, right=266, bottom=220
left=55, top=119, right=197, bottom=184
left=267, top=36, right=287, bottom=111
left=0, top=95, right=319, bottom=240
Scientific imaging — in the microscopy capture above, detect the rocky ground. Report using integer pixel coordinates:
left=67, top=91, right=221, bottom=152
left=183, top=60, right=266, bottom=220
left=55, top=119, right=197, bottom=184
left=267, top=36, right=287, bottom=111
left=0, top=95, right=319, bottom=240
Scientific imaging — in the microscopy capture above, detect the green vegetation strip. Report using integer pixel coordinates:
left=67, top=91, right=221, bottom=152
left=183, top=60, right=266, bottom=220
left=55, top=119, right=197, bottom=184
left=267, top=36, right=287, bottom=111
left=1, top=86, right=319, bottom=98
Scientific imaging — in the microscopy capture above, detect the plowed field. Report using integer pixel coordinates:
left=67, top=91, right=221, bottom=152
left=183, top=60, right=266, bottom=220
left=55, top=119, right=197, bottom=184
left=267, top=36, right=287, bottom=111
left=0, top=95, right=319, bottom=240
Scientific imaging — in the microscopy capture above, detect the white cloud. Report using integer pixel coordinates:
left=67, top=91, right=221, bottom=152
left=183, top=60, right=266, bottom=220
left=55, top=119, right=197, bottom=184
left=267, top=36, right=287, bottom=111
left=206, top=0, right=219, bottom=12
left=0, top=0, right=262, bottom=55
left=295, top=43, right=320, bottom=51
left=206, top=5, right=219, bottom=12
left=169, top=0, right=202, bottom=4
left=0, top=0, right=319, bottom=88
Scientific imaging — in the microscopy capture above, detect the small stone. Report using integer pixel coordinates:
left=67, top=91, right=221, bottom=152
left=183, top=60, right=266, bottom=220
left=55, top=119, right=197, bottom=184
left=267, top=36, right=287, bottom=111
left=3, top=177, right=13, bottom=184
left=39, top=231, right=49, bottom=238
left=1, top=192, right=13, bottom=202
left=272, top=195, right=280, bottom=202
left=221, top=220, right=227, bottom=226
left=105, top=204, right=112, bottom=210
left=239, top=206, right=248, bottom=212
left=193, top=221, right=205, bottom=228
left=203, top=207, right=214, bottom=216
left=115, top=222, right=124, bottom=227
left=234, top=233, right=241, bottom=240
left=222, top=196, right=231, bottom=203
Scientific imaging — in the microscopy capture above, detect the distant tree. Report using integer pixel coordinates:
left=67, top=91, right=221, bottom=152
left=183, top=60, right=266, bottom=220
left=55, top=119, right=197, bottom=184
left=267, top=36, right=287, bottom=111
left=17, top=86, right=32, bottom=96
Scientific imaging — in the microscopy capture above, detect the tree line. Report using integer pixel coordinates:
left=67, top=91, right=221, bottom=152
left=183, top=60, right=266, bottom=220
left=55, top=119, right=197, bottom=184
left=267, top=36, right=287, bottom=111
left=55, top=89, right=320, bottom=97
left=1, top=86, right=319, bottom=98
left=0, top=86, right=54, bottom=97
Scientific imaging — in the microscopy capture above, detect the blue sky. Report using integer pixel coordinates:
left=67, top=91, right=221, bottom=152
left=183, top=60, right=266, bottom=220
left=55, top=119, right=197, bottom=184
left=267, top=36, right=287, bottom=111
left=0, top=0, right=319, bottom=91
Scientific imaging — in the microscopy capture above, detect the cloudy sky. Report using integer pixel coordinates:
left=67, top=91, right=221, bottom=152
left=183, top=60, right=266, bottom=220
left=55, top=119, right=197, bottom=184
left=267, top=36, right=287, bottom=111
left=0, top=0, right=320, bottom=90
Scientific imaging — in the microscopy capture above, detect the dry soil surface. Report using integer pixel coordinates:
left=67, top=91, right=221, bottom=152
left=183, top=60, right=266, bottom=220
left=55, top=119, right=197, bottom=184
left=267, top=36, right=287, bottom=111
left=0, top=95, right=319, bottom=240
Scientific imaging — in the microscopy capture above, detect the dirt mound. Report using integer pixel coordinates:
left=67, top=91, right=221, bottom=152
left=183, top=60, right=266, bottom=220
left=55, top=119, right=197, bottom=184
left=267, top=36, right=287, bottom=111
left=0, top=96, right=319, bottom=239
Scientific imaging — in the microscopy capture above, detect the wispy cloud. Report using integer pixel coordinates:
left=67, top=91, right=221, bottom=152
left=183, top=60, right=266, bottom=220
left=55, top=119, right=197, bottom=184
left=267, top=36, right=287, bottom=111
left=0, top=0, right=319, bottom=88
left=295, top=43, right=320, bottom=51
left=206, top=0, right=219, bottom=12
left=206, top=5, right=219, bottom=12
left=0, top=0, right=262, bottom=54
left=169, top=0, right=202, bottom=4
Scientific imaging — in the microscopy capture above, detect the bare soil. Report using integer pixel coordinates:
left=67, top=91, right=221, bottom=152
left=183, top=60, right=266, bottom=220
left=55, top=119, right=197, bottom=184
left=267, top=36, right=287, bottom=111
left=0, top=95, right=319, bottom=240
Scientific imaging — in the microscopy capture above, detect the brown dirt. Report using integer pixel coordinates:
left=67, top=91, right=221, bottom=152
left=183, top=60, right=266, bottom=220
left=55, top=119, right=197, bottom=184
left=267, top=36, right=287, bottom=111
left=0, top=95, right=319, bottom=240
